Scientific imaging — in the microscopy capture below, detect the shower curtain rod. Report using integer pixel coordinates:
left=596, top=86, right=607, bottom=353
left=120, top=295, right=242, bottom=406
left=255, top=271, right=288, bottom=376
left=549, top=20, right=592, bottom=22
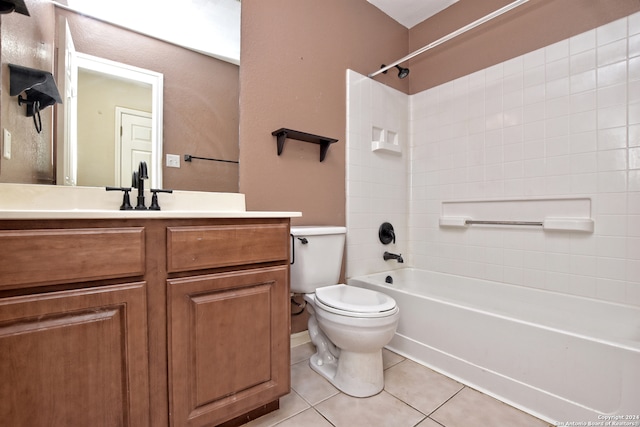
left=368, top=0, right=529, bottom=78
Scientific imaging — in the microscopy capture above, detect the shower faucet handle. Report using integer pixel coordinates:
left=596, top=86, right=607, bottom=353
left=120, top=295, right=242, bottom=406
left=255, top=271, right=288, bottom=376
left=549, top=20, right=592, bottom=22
left=379, top=222, right=396, bottom=244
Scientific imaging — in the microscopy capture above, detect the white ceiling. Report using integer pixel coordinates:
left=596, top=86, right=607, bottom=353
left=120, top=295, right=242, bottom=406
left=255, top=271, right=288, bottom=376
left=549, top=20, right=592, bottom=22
left=367, top=0, right=459, bottom=28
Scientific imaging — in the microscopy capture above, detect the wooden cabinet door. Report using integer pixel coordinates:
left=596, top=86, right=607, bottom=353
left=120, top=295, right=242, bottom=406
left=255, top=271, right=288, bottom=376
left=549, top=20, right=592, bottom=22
left=0, top=282, right=150, bottom=427
left=168, top=266, right=290, bottom=427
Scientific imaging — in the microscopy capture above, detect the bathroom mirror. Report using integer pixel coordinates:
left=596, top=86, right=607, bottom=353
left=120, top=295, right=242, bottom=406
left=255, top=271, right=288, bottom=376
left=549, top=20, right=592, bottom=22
left=0, top=0, right=240, bottom=191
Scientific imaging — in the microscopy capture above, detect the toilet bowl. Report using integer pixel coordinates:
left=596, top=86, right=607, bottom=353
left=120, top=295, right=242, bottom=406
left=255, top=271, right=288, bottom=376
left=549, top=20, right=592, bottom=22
left=305, top=284, right=400, bottom=397
left=290, top=226, right=400, bottom=397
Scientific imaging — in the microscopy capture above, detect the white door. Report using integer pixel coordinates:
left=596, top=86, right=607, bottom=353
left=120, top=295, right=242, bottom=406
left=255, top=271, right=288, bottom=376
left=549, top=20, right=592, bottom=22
left=117, top=108, right=153, bottom=187
left=56, top=18, right=78, bottom=186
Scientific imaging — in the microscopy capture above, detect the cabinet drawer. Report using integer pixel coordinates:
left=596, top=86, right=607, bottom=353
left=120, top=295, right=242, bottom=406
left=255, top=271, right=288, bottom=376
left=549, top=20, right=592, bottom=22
left=167, top=223, right=289, bottom=272
left=0, top=228, right=145, bottom=290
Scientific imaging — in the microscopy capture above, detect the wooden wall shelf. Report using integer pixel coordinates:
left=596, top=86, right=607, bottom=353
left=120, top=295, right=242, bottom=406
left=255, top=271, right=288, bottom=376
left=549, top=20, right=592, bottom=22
left=271, top=128, right=338, bottom=162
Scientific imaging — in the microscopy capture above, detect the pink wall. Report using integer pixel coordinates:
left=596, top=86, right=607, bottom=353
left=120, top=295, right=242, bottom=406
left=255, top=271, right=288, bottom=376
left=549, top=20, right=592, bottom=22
left=0, top=0, right=55, bottom=183
left=239, top=0, right=408, bottom=225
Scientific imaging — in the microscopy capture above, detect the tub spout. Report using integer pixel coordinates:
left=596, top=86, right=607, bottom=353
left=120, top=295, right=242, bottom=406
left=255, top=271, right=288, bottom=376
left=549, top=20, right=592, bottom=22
left=383, top=251, right=403, bottom=263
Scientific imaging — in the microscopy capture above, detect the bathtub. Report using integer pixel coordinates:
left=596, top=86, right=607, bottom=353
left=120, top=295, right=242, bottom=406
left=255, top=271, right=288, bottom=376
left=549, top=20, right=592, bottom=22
left=347, top=268, right=640, bottom=424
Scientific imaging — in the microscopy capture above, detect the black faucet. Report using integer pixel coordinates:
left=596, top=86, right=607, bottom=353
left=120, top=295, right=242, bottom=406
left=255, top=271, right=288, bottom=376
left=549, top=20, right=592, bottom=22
left=383, top=251, right=404, bottom=263
left=132, top=161, right=149, bottom=210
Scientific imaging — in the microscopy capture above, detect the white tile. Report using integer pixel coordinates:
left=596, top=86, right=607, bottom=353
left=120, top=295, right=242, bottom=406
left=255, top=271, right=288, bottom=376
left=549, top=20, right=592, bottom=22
left=569, top=90, right=596, bottom=113
left=545, top=116, right=569, bottom=138
left=523, top=47, right=545, bottom=68
left=571, top=172, right=598, bottom=194
left=523, top=102, right=545, bottom=124
left=597, top=149, right=627, bottom=171
left=546, top=77, right=570, bottom=99
left=546, top=95, right=570, bottom=117
left=546, top=57, right=569, bottom=81
left=598, top=104, right=627, bottom=130
left=569, top=131, right=597, bottom=154
left=597, top=17, right=627, bottom=45
left=630, top=57, right=640, bottom=81
left=597, top=61, right=627, bottom=87
left=632, top=34, right=640, bottom=60
left=597, top=39, right=628, bottom=67
left=597, top=83, right=627, bottom=108
left=570, top=49, right=596, bottom=74
left=571, top=152, right=598, bottom=174
left=630, top=102, right=640, bottom=125
left=595, top=214, right=628, bottom=236
left=596, top=236, right=628, bottom=259
left=629, top=147, right=640, bottom=170
left=598, top=127, right=627, bottom=152
left=570, top=69, right=597, bottom=93
left=628, top=170, right=640, bottom=191
left=570, top=110, right=597, bottom=134
left=570, top=29, right=596, bottom=54
left=597, top=171, right=627, bottom=193
left=597, top=257, right=628, bottom=281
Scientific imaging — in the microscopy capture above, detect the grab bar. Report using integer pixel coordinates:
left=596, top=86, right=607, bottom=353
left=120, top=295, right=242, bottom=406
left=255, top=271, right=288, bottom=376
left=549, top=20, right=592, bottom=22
left=439, top=217, right=594, bottom=232
left=465, top=220, right=542, bottom=227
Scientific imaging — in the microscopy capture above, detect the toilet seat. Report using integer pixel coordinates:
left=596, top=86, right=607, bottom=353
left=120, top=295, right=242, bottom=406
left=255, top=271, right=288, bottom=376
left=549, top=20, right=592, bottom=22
left=314, top=284, right=397, bottom=318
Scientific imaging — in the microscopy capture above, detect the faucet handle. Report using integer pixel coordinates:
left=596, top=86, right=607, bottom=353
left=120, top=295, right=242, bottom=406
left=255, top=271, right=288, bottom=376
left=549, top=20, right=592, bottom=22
left=149, top=188, right=173, bottom=210
left=105, top=186, right=133, bottom=210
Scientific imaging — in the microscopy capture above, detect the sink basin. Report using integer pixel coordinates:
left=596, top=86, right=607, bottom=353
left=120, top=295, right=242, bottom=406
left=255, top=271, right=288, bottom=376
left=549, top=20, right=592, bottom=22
left=0, top=183, right=301, bottom=219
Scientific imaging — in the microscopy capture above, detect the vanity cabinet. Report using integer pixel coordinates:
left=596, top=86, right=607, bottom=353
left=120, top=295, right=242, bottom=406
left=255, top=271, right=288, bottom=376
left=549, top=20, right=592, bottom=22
left=0, top=217, right=291, bottom=427
left=166, top=223, right=290, bottom=427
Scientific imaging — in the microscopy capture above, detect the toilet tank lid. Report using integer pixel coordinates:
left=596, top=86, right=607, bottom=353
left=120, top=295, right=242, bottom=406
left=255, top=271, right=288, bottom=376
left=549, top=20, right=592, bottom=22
left=290, top=226, right=346, bottom=236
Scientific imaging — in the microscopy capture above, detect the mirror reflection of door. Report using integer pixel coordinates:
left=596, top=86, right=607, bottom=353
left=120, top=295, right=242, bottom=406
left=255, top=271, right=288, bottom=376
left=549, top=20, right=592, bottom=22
left=56, top=19, right=78, bottom=186
left=55, top=18, right=163, bottom=188
left=118, top=108, right=152, bottom=187
left=75, top=68, right=152, bottom=187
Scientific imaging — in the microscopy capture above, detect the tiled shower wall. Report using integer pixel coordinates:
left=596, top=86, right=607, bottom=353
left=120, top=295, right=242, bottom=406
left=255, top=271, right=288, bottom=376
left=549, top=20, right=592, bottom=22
left=346, top=12, right=640, bottom=306
left=346, top=70, right=409, bottom=278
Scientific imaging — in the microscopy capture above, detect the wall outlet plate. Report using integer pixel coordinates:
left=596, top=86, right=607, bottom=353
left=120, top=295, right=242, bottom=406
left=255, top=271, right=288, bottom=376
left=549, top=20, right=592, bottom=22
left=3, top=129, right=11, bottom=160
left=166, top=154, right=180, bottom=168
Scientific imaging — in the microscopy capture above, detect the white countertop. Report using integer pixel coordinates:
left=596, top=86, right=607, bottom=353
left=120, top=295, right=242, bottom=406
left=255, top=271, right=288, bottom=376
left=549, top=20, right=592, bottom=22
left=0, top=184, right=301, bottom=220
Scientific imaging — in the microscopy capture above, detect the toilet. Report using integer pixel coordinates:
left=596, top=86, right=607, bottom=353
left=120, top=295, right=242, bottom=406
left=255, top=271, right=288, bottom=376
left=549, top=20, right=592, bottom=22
left=290, top=226, right=399, bottom=398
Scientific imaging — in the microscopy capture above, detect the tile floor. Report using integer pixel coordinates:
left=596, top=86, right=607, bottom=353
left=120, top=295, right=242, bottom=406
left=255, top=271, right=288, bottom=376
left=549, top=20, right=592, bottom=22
left=245, top=340, right=553, bottom=427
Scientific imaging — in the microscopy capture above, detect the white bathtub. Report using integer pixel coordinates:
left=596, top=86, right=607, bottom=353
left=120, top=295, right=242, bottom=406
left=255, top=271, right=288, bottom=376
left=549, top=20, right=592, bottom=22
left=347, top=268, right=640, bottom=424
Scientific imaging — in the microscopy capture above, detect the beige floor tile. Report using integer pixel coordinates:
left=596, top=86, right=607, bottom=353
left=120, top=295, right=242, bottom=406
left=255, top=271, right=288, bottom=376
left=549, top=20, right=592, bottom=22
left=416, top=418, right=445, bottom=427
left=315, top=391, right=426, bottom=427
left=382, top=347, right=405, bottom=369
left=431, top=387, right=552, bottom=427
left=291, top=341, right=316, bottom=365
left=274, top=408, right=334, bottom=427
left=384, top=359, right=464, bottom=415
left=243, top=391, right=310, bottom=427
left=291, top=360, right=340, bottom=405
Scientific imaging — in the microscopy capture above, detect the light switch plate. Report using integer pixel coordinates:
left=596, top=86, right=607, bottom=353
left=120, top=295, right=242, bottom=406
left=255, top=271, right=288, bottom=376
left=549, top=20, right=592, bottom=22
left=166, top=153, right=180, bottom=168
left=3, top=129, right=11, bottom=160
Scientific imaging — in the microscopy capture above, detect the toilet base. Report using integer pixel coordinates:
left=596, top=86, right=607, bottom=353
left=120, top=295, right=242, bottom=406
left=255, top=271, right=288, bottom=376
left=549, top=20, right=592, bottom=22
left=309, top=349, right=384, bottom=398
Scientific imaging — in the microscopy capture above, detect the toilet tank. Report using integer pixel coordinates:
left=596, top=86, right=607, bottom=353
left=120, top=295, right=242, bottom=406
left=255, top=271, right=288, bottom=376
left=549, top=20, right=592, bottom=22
left=290, top=226, right=346, bottom=294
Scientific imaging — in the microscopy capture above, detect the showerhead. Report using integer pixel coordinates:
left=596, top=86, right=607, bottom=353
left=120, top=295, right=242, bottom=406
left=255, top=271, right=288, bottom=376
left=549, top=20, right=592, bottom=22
left=396, top=66, right=410, bottom=79
left=380, top=64, right=410, bottom=79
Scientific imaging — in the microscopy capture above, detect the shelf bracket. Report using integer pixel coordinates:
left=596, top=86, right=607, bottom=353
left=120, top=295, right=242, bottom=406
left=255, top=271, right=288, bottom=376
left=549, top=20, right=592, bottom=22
left=272, top=128, right=338, bottom=162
